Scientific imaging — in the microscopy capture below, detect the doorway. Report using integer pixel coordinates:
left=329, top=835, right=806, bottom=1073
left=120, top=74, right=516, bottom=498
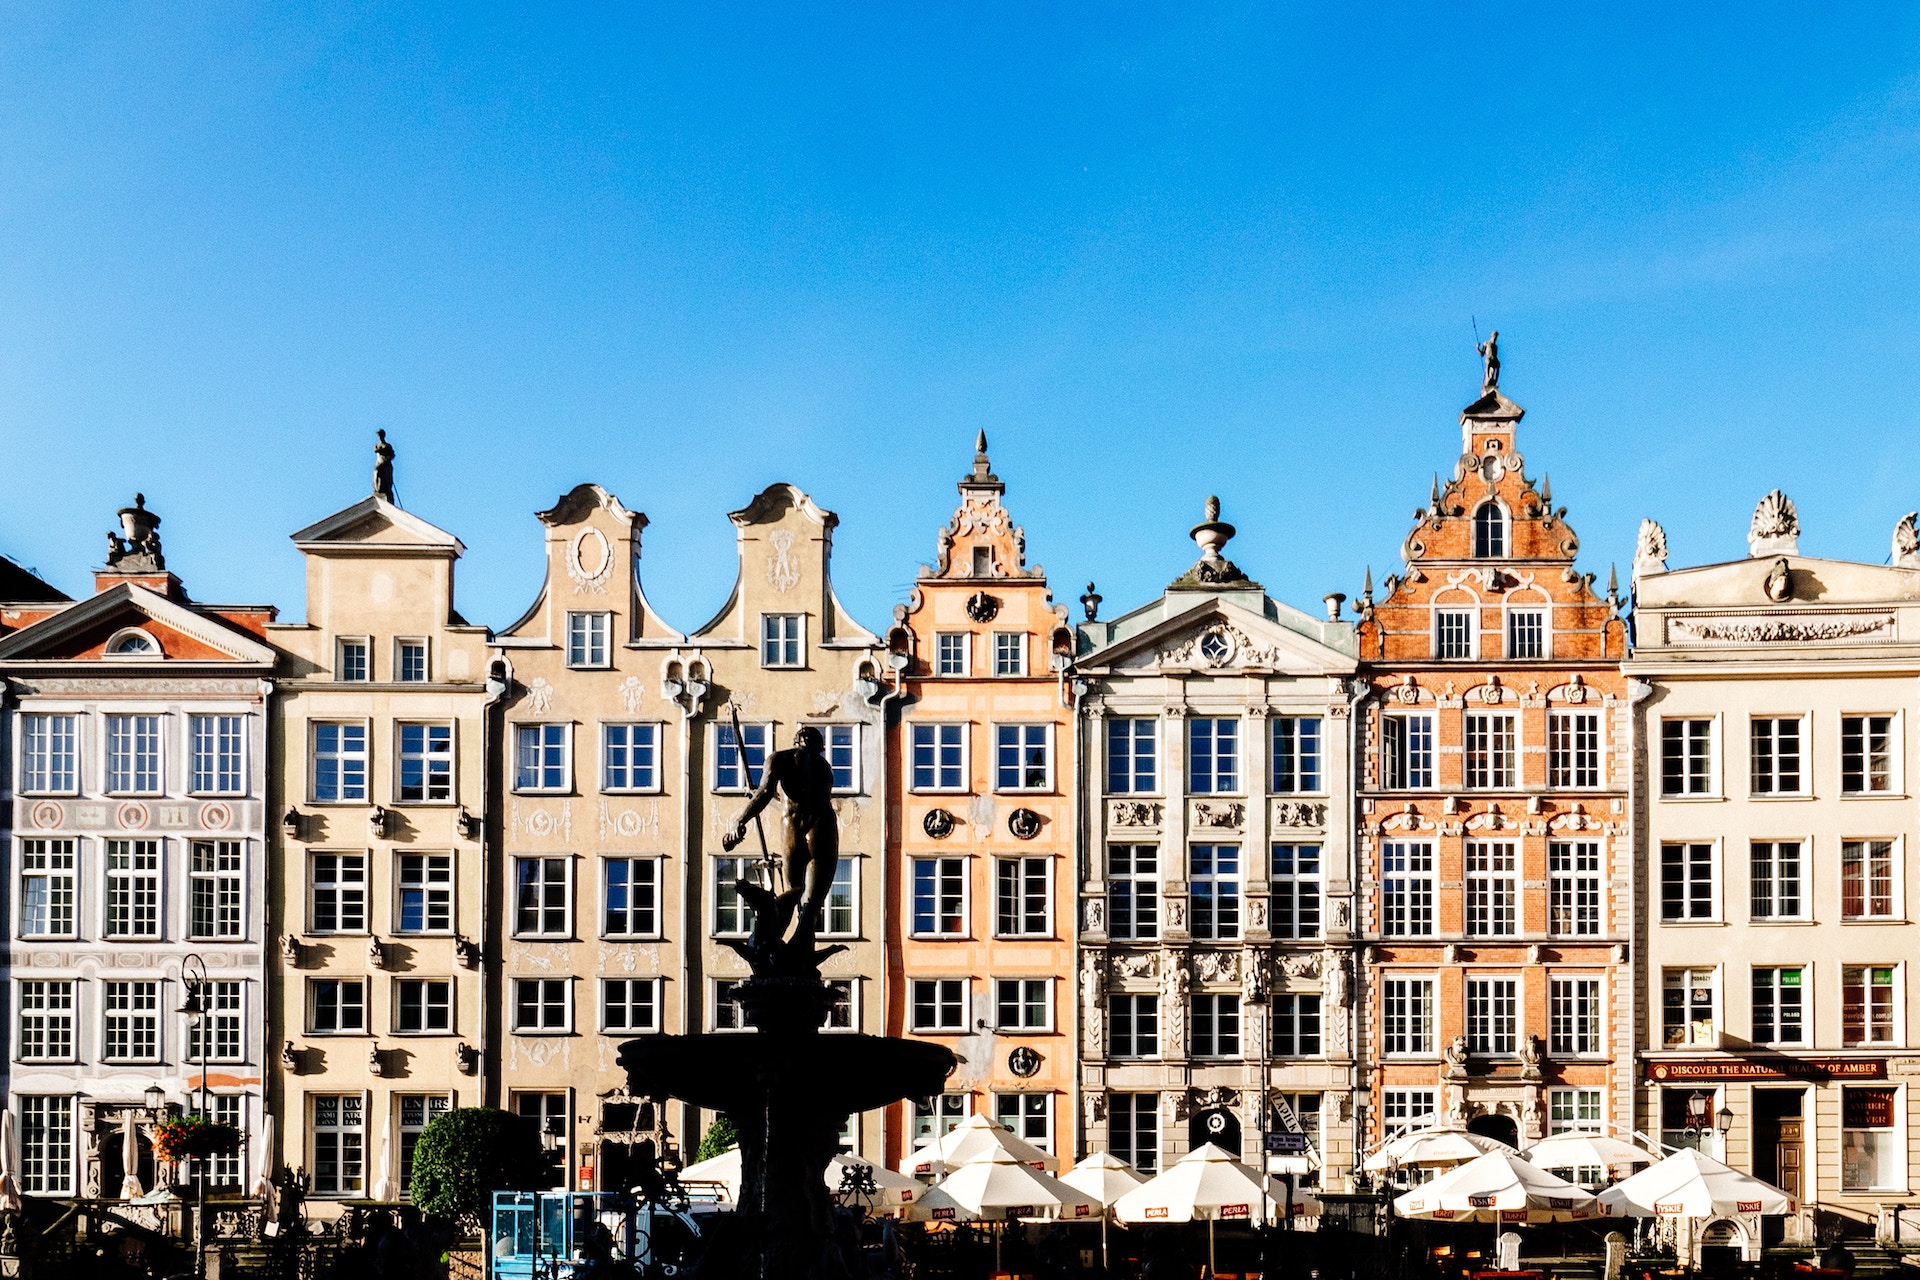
left=1467, top=1113, right=1519, bottom=1148
left=1753, top=1090, right=1804, bottom=1245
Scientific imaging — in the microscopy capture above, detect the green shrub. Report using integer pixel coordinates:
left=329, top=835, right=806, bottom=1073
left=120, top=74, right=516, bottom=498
left=408, top=1107, right=548, bottom=1227
left=694, top=1115, right=739, bottom=1164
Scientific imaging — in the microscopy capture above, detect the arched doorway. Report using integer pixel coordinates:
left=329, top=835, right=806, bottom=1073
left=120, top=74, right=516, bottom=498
left=1467, top=1113, right=1518, bottom=1148
left=1190, top=1106, right=1241, bottom=1157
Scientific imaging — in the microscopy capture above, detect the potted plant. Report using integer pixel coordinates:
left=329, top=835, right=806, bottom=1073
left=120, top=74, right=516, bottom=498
left=152, top=1114, right=242, bottom=1165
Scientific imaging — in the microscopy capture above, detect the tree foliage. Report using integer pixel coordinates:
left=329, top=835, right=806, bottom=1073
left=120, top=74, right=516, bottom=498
left=408, top=1107, right=548, bottom=1227
left=694, top=1114, right=739, bottom=1164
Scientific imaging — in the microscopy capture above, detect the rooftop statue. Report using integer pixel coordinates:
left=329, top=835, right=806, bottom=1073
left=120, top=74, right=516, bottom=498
left=1477, top=329, right=1501, bottom=392
left=373, top=429, right=396, bottom=502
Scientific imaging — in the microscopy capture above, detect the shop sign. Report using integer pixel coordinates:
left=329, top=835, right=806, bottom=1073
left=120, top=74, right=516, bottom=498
left=1645, top=1058, right=1886, bottom=1083
left=1843, top=1087, right=1896, bottom=1129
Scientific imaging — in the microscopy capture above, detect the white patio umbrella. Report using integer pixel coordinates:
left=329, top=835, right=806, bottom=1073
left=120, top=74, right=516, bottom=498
left=675, top=1148, right=924, bottom=1214
left=250, top=1115, right=277, bottom=1222
left=1114, top=1143, right=1305, bottom=1276
left=0, top=1110, right=24, bottom=1212
left=1598, top=1148, right=1795, bottom=1219
left=1523, top=1134, right=1656, bottom=1182
left=119, top=1109, right=144, bottom=1199
left=899, top=1114, right=1059, bottom=1176
left=1364, top=1127, right=1516, bottom=1172
left=912, top=1148, right=1098, bottom=1273
left=1058, top=1151, right=1147, bottom=1272
left=371, top=1119, right=397, bottom=1202
left=1394, top=1151, right=1602, bottom=1224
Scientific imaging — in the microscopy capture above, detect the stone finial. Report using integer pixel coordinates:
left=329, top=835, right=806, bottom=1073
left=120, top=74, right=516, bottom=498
left=373, top=429, right=397, bottom=502
left=1894, top=512, right=1920, bottom=568
left=105, top=494, right=165, bottom=572
left=1633, top=518, right=1668, bottom=578
left=1080, top=582, right=1102, bottom=622
left=1191, top=496, right=1233, bottom=562
left=959, top=429, right=1001, bottom=491
left=1748, top=489, right=1799, bottom=558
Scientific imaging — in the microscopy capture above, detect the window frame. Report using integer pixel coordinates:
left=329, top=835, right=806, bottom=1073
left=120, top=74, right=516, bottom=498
left=1548, top=840, right=1602, bottom=937
left=394, top=853, right=455, bottom=935
left=991, top=631, right=1027, bottom=677
left=1191, top=993, right=1243, bottom=1059
left=1749, top=715, right=1806, bottom=797
left=565, top=612, right=613, bottom=669
left=512, top=723, right=572, bottom=794
left=101, top=979, right=161, bottom=1063
left=600, top=722, right=662, bottom=794
left=1106, top=844, right=1159, bottom=942
left=1271, top=843, right=1322, bottom=941
left=713, top=721, right=771, bottom=793
left=1186, top=717, right=1241, bottom=795
left=1382, top=712, right=1434, bottom=790
left=1841, top=713, right=1900, bottom=797
left=1750, top=965, right=1806, bottom=1047
left=1660, top=717, right=1718, bottom=798
left=1548, top=710, right=1601, bottom=790
left=335, top=637, right=371, bottom=682
left=392, top=977, right=455, bottom=1035
left=16, top=978, right=77, bottom=1063
left=1505, top=606, right=1548, bottom=660
left=512, top=855, right=572, bottom=939
left=909, top=722, right=968, bottom=793
left=1463, top=711, right=1517, bottom=790
left=394, top=637, right=430, bottom=683
left=994, top=856, right=1050, bottom=939
left=1661, top=966, right=1719, bottom=1048
left=820, top=855, right=858, bottom=939
left=1106, top=718, right=1158, bottom=795
left=908, top=977, right=968, bottom=1033
left=599, top=977, right=661, bottom=1035
left=933, top=632, right=969, bottom=677
left=1188, top=843, right=1241, bottom=941
left=759, top=613, right=806, bottom=669
left=310, top=1093, right=366, bottom=1197
left=307, top=977, right=368, bottom=1035
left=1842, top=964, right=1902, bottom=1047
left=103, top=838, right=162, bottom=940
left=1465, top=975, right=1519, bottom=1056
left=1841, top=838, right=1903, bottom=920
left=510, top=976, right=573, bottom=1035
left=184, top=979, right=245, bottom=1063
left=1271, top=992, right=1322, bottom=1057
left=310, top=720, right=370, bottom=804
left=993, top=1092, right=1052, bottom=1154
left=1433, top=607, right=1476, bottom=660
left=19, top=713, right=79, bottom=796
left=17, top=837, right=78, bottom=940
left=1381, top=975, right=1435, bottom=1056
left=1660, top=841, right=1720, bottom=923
left=992, top=723, right=1052, bottom=792
left=1473, top=502, right=1507, bottom=558
left=394, top=721, right=455, bottom=804
left=1381, top=841, right=1436, bottom=937
left=1107, top=993, right=1160, bottom=1059
left=188, top=713, right=248, bottom=796
left=187, top=838, right=246, bottom=941
left=601, top=856, right=661, bottom=939
left=1464, top=841, right=1519, bottom=938
left=910, top=856, right=967, bottom=939
left=308, top=852, right=368, bottom=934
left=1749, top=839, right=1808, bottom=921
left=103, top=712, right=163, bottom=797
left=1548, top=975, right=1603, bottom=1058
left=825, top=724, right=861, bottom=794
left=711, top=856, right=770, bottom=938
left=993, top=977, right=1052, bottom=1032
left=1270, top=717, right=1324, bottom=794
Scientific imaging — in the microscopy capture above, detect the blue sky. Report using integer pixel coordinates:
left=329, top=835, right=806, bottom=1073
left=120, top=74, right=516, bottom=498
left=3, top=5, right=1918, bottom=631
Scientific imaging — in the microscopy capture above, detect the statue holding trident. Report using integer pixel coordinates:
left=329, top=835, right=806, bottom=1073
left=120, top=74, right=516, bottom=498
left=722, top=724, right=841, bottom=952
left=1476, top=328, right=1501, bottom=392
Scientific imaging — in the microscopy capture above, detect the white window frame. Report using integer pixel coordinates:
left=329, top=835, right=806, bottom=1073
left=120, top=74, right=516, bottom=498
left=1504, top=605, right=1548, bottom=660
left=513, top=723, right=572, bottom=794
left=1840, top=1084, right=1906, bottom=1192
left=933, top=631, right=969, bottom=677
left=184, top=979, right=246, bottom=1063
left=1271, top=993, right=1322, bottom=1057
left=1842, top=964, right=1902, bottom=1047
left=187, top=838, right=246, bottom=940
left=394, top=637, right=430, bottom=683
left=1191, top=992, right=1243, bottom=1058
left=1188, top=843, right=1241, bottom=941
left=993, top=856, right=1049, bottom=939
left=1473, top=502, right=1508, bottom=558
left=336, top=637, right=371, bottom=683
left=1749, top=715, right=1806, bottom=797
left=309, top=852, right=368, bottom=934
left=711, top=856, right=770, bottom=938
left=101, top=979, right=161, bottom=1063
left=711, top=978, right=748, bottom=1032
left=310, top=1093, right=366, bottom=1197
left=19, top=713, right=79, bottom=796
left=1465, top=975, right=1519, bottom=1055
left=188, top=714, right=248, bottom=796
left=104, top=712, right=163, bottom=796
left=1660, top=840, right=1721, bottom=923
left=909, top=723, right=968, bottom=792
left=821, top=855, right=858, bottom=939
left=1107, top=993, right=1160, bottom=1059
left=1661, top=966, right=1719, bottom=1048
left=1186, top=717, right=1241, bottom=795
left=825, top=724, right=861, bottom=794
left=992, top=631, right=1027, bottom=677
left=1106, top=717, right=1159, bottom=795
left=1109, top=1092, right=1160, bottom=1173
left=394, top=853, right=455, bottom=935
left=1548, top=974, right=1603, bottom=1058
left=1842, top=837, right=1904, bottom=920
left=1381, top=842, right=1435, bottom=937
left=713, top=722, right=771, bottom=793
left=1548, top=710, right=1601, bottom=790
left=1106, top=844, right=1159, bottom=942
left=909, top=977, right=968, bottom=1033
left=18, top=838, right=78, bottom=940
left=1383, top=713, right=1434, bottom=790
left=1381, top=975, right=1435, bottom=1056
left=993, top=1092, right=1052, bottom=1154
left=824, top=978, right=859, bottom=1032
left=1465, top=841, right=1518, bottom=937
left=394, top=721, right=455, bottom=804
left=600, top=722, right=662, bottom=793
left=760, top=613, right=805, bottom=669
left=307, top=977, right=368, bottom=1035
left=601, top=856, right=661, bottom=939
left=512, top=855, right=572, bottom=939
left=599, top=977, right=661, bottom=1034
left=993, top=723, right=1051, bottom=792
left=1270, top=716, right=1324, bottom=794
left=1660, top=716, right=1719, bottom=798
left=565, top=612, right=612, bottom=669
left=1841, top=712, right=1901, bottom=797
left=1548, top=840, right=1602, bottom=937
left=16, top=979, right=76, bottom=1063
left=18, top=1095, right=74, bottom=1195
left=1548, top=1087, right=1604, bottom=1137
left=1464, top=712, right=1517, bottom=789
left=310, top=720, right=370, bottom=804
left=392, top=978, right=454, bottom=1035
left=910, top=856, right=967, bottom=939
left=103, top=839, right=162, bottom=940
left=1271, top=843, right=1321, bottom=941
left=1749, top=839, right=1808, bottom=921
left=510, top=976, right=572, bottom=1035
left=1433, top=607, right=1476, bottom=660
left=993, top=977, right=1052, bottom=1032
left=1750, top=965, right=1807, bottom=1047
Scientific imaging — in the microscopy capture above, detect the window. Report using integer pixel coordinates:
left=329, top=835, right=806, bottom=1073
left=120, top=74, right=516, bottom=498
left=1271, top=717, right=1322, bottom=793
left=601, top=978, right=659, bottom=1033
left=822, top=858, right=856, bottom=937
left=567, top=612, right=610, bottom=668
left=1549, top=712, right=1600, bottom=788
left=514, top=1093, right=568, bottom=1155
left=21, top=714, right=77, bottom=793
left=1434, top=609, right=1474, bottom=659
left=825, top=979, right=856, bottom=1030
left=995, top=724, right=1049, bottom=790
left=398, top=1096, right=451, bottom=1188
left=1108, top=994, right=1159, bottom=1058
left=995, top=858, right=1048, bottom=937
left=337, top=639, right=369, bottom=682
left=1382, top=1088, right=1437, bottom=1138
left=312, top=723, right=368, bottom=802
left=1660, top=1087, right=1717, bottom=1152
left=1467, top=977, right=1518, bottom=1054
left=1383, top=714, right=1434, bottom=789
left=1661, top=719, right=1713, bottom=796
left=190, top=715, right=245, bottom=794
left=1189, top=845, right=1240, bottom=941
left=713, top=857, right=769, bottom=936
left=994, top=1094, right=1050, bottom=1153
left=1382, top=843, right=1435, bottom=937
left=1842, top=1087, right=1901, bottom=1191
left=18, top=1096, right=73, bottom=1194
left=189, top=839, right=244, bottom=939
left=396, top=854, right=453, bottom=933
left=935, top=632, right=968, bottom=677
left=106, top=714, right=161, bottom=794
left=1660, top=842, right=1715, bottom=921
left=761, top=614, right=803, bottom=668
left=209, top=1095, right=243, bottom=1189
left=1750, top=841, right=1804, bottom=919
left=1110, top=1094, right=1159, bottom=1174
left=1843, top=966, right=1898, bottom=1046
left=712, top=979, right=746, bottom=1031
left=910, top=979, right=965, bottom=1032
left=992, top=632, right=1025, bottom=676
left=19, top=839, right=76, bottom=938
left=1662, top=968, right=1716, bottom=1046
left=1192, top=994, right=1241, bottom=1057
left=1271, top=1094, right=1322, bottom=1176
left=397, top=640, right=428, bottom=682
left=826, top=725, right=858, bottom=792
left=911, top=1094, right=969, bottom=1151
left=910, top=724, right=966, bottom=791
left=310, top=854, right=367, bottom=933
left=1752, top=967, right=1804, bottom=1046
left=1382, top=978, right=1434, bottom=1055
left=1271, top=994, right=1321, bottom=1056
left=1465, top=842, right=1517, bottom=937
left=1507, top=609, right=1545, bottom=660
left=1842, top=715, right=1896, bottom=794
left=602, top=723, right=658, bottom=791
left=512, top=978, right=570, bottom=1033
left=995, top=979, right=1049, bottom=1031
left=311, top=1095, right=365, bottom=1196
left=397, top=723, right=453, bottom=802
left=186, top=980, right=244, bottom=1062
left=1107, top=719, right=1157, bottom=794
left=104, top=840, right=160, bottom=938
left=1271, top=844, right=1321, bottom=940
left=1187, top=719, right=1239, bottom=794
left=1550, top=978, right=1601, bottom=1056
left=1751, top=718, right=1803, bottom=794
left=395, top=979, right=452, bottom=1033
left=309, top=979, right=366, bottom=1033
left=514, top=857, right=570, bottom=937
left=603, top=858, right=658, bottom=937
left=911, top=857, right=966, bottom=936
left=1842, top=840, right=1897, bottom=919
left=514, top=725, right=569, bottom=792
left=715, top=723, right=769, bottom=791
left=17, top=981, right=75, bottom=1061
left=1473, top=503, right=1506, bottom=557
left=102, top=980, right=159, bottom=1061
left=1465, top=713, right=1516, bottom=789
left=1549, top=1088, right=1603, bottom=1136
left=1107, top=845, right=1158, bottom=941
left=1549, top=842, right=1600, bottom=936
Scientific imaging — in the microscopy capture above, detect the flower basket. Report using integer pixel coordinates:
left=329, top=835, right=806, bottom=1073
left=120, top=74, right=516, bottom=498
left=152, top=1115, right=242, bottom=1164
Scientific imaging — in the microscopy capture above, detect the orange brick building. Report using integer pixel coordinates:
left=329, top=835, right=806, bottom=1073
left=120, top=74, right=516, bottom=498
left=882, top=435, right=1077, bottom=1169
left=1352, top=352, right=1633, bottom=1167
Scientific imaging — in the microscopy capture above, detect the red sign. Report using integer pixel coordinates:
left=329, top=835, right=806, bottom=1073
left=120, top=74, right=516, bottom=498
left=1004, top=1206, right=1033, bottom=1219
left=1221, top=1204, right=1249, bottom=1220
left=1469, top=1195, right=1496, bottom=1208
left=1501, top=1211, right=1529, bottom=1223
left=1145, top=1207, right=1168, bottom=1220
left=1646, top=1058, right=1885, bottom=1083
left=901, top=1190, right=914, bottom=1203
left=932, top=1207, right=955, bottom=1221
left=1845, top=1087, right=1897, bottom=1129
left=1073, top=1204, right=1092, bottom=1218
left=1655, top=1202, right=1686, bottom=1217
left=1432, top=1209, right=1457, bottom=1221
left=1737, top=1201, right=1762, bottom=1213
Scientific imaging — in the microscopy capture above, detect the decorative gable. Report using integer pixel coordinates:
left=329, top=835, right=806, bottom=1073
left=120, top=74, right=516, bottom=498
left=0, top=583, right=277, bottom=667
left=923, top=432, right=1041, bottom=582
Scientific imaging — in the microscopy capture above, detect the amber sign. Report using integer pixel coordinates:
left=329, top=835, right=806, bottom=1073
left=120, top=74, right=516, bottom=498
left=1844, top=1088, right=1896, bottom=1129
left=1646, top=1058, right=1886, bottom=1082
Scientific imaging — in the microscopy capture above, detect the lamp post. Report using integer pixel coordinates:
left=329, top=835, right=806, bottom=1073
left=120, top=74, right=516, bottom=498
left=1717, top=1103, right=1736, bottom=1163
left=179, top=954, right=209, bottom=1280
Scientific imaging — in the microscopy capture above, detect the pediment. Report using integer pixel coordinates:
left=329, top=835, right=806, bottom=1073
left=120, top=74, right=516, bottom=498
left=0, top=584, right=276, bottom=666
left=1094, top=598, right=1354, bottom=676
left=290, top=496, right=465, bottom=554
left=1461, top=388, right=1525, bottom=422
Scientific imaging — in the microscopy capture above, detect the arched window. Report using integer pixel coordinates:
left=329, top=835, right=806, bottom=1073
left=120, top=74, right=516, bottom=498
left=105, top=628, right=160, bottom=658
left=1473, top=503, right=1507, bottom=558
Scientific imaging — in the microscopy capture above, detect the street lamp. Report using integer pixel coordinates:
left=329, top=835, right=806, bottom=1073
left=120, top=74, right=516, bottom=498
left=178, top=954, right=210, bottom=1280
left=145, top=1083, right=166, bottom=1115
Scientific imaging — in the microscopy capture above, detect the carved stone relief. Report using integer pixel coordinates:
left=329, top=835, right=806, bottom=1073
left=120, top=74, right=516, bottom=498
left=1273, top=801, right=1326, bottom=828
left=1109, top=800, right=1162, bottom=828
left=1193, top=800, right=1245, bottom=829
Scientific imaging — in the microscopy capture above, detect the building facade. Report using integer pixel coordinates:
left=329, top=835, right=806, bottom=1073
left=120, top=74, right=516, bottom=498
left=1627, top=494, right=1920, bottom=1241
left=1073, top=501, right=1358, bottom=1184
left=881, top=437, right=1078, bottom=1170
left=0, top=499, right=277, bottom=1199
left=1351, top=370, right=1633, bottom=1167
left=267, top=452, right=498, bottom=1207
left=490, top=483, right=688, bottom=1192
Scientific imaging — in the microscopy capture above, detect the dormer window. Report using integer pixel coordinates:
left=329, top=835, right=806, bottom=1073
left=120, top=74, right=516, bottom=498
left=104, top=628, right=160, bottom=659
left=1473, top=503, right=1507, bottom=558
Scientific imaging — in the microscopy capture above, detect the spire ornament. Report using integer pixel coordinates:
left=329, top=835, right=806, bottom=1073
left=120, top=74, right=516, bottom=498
left=1170, top=496, right=1257, bottom=590
left=1633, top=518, right=1668, bottom=578
left=1894, top=512, right=1919, bottom=568
left=1748, top=489, right=1799, bottom=558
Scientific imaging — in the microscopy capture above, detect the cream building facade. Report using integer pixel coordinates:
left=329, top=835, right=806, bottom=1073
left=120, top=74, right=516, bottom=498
left=1628, top=494, right=1920, bottom=1245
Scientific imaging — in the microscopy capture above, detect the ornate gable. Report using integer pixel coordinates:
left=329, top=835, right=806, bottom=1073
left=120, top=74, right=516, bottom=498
left=0, top=583, right=276, bottom=667
left=498, top=483, right=683, bottom=646
left=1097, top=598, right=1353, bottom=677
left=922, top=432, right=1041, bottom=582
